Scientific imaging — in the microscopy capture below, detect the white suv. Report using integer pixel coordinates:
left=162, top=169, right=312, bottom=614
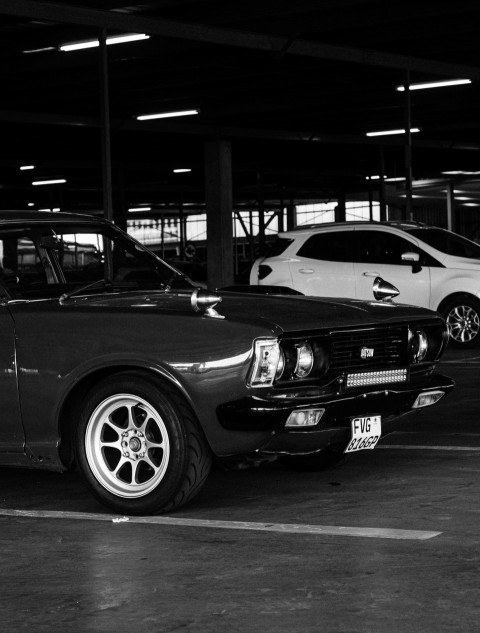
left=250, top=221, right=480, bottom=347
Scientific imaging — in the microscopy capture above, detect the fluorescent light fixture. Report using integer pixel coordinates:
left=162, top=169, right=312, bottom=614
left=396, top=79, right=471, bottom=92
left=462, top=203, right=480, bottom=207
left=366, top=128, right=420, bottom=137
left=20, top=165, right=35, bottom=171
left=23, top=46, right=56, bottom=54
left=385, top=177, right=406, bottom=182
left=32, top=178, right=66, bottom=186
left=27, top=203, right=35, bottom=207
left=137, top=109, right=199, bottom=121
left=173, top=168, right=192, bottom=173
left=366, top=175, right=381, bottom=180
left=60, top=33, right=149, bottom=52
left=129, top=206, right=152, bottom=212
left=442, top=170, right=480, bottom=176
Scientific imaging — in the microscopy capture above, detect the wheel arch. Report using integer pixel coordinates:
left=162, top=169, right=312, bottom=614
left=57, top=365, right=194, bottom=470
left=436, top=291, right=480, bottom=315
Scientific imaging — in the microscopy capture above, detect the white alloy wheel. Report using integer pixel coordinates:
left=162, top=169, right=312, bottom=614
left=446, top=303, right=480, bottom=345
left=85, top=393, right=170, bottom=498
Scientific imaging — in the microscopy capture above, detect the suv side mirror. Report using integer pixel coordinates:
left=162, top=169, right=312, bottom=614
left=401, top=251, right=422, bottom=274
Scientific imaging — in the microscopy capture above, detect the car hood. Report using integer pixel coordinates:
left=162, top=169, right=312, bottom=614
left=74, top=289, right=441, bottom=333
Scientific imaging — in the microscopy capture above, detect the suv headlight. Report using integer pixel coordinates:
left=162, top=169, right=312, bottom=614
left=249, top=338, right=281, bottom=387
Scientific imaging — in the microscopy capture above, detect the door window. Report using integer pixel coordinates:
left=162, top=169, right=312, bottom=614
left=357, top=231, right=418, bottom=265
left=0, top=233, right=48, bottom=297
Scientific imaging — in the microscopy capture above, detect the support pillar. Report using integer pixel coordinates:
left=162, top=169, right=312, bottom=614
left=99, top=29, right=113, bottom=223
left=447, top=182, right=455, bottom=232
left=204, top=140, right=234, bottom=289
left=286, top=200, right=296, bottom=230
left=403, top=70, right=414, bottom=222
left=378, top=146, right=387, bottom=221
left=335, top=194, right=346, bottom=223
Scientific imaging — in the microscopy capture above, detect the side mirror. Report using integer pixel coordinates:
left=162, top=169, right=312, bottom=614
left=401, top=251, right=422, bottom=274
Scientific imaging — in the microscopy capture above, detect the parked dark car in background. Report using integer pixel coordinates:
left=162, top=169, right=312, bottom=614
left=0, top=211, right=454, bottom=514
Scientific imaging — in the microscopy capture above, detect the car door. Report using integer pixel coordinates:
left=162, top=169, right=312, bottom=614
left=353, top=228, right=431, bottom=307
left=0, top=229, right=57, bottom=453
left=290, top=230, right=356, bottom=297
left=0, top=305, right=25, bottom=451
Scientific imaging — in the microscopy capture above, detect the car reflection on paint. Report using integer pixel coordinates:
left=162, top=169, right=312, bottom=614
left=0, top=211, right=454, bottom=515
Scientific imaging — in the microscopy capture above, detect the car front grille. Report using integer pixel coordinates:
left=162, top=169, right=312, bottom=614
left=327, top=325, right=408, bottom=375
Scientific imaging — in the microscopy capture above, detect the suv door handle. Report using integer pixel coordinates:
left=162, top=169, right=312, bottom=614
left=299, top=268, right=315, bottom=274
left=362, top=271, right=380, bottom=278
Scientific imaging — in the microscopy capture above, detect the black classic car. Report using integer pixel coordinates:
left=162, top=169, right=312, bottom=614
left=0, top=211, right=454, bottom=514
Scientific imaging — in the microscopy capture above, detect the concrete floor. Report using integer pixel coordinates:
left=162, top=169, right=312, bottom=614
left=0, top=347, right=479, bottom=632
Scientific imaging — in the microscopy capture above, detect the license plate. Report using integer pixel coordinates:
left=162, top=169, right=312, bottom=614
left=344, top=416, right=381, bottom=453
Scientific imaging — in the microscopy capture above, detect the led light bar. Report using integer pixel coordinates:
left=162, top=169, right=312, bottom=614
left=346, top=368, right=408, bottom=389
left=137, top=109, right=199, bottom=121
left=396, top=79, right=471, bottom=92
left=20, top=165, right=35, bottom=171
left=366, top=128, right=420, bottom=137
left=60, top=34, right=149, bottom=52
left=173, top=168, right=192, bottom=173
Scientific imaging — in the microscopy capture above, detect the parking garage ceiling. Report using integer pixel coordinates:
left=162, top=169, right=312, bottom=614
left=1, top=0, right=480, bottom=214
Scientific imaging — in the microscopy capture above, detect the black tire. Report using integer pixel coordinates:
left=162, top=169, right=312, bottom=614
left=279, top=446, right=346, bottom=472
left=74, top=372, right=212, bottom=515
left=441, top=296, right=480, bottom=348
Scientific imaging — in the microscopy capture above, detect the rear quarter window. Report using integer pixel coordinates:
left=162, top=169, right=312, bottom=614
left=296, top=231, right=354, bottom=262
left=266, top=237, right=294, bottom=257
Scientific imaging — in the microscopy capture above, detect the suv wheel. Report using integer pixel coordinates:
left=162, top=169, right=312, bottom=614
left=442, top=296, right=480, bottom=348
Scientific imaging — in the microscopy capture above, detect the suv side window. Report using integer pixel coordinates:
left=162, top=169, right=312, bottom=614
left=357, top=230, right=441, bottom=267
left=357, top=230, right=421, bottom=265
left=296, top=231, right=354, bottom=262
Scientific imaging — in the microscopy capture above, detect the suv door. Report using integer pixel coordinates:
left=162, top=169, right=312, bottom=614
left=291, top=230, right=356, bottom=297
left=353, top=228, right=431, bottom=307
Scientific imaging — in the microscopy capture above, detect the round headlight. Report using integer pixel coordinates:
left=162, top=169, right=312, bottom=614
left=275, top=348, right=285, bottom=380
left=411, top=329, right=428, bottom=363
left=294, top=342, right=314, bottom=378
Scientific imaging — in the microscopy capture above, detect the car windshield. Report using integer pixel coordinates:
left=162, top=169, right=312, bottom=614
left=0, top=222, right=195, bottom=300
left=405, top=227, right=480, bottom=259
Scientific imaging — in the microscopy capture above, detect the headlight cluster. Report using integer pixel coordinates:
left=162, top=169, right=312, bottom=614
left=409, top=328, right=428, bottom=363
left=249, top=337, right=329, bottom=387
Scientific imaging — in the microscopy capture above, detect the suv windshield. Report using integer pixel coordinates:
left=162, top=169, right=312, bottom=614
left=0, top=222, right=193, bottom=300
left=405, top=227, right=480, bottom=259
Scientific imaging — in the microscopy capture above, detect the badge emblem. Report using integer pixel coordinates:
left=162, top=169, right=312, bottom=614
left=360, top=346, right=374, bottom=359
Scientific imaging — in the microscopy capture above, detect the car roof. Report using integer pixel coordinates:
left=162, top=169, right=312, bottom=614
left=0, top=210, right=107, bottom=225
left=280, top=220, right=427, bottom=236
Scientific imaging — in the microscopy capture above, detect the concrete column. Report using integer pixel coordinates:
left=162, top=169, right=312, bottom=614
left=446, top=182, right=455, bottom=232
left=286, top=200, right=296, bottom=230
left=335, top=194, right=346, bottom=222
left=204, top=140, right=234, bottom=289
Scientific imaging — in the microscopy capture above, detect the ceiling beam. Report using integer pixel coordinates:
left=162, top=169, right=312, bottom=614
left=1, top=0, right=480, bottom=78
left=1, top=108, right=480, bottom=152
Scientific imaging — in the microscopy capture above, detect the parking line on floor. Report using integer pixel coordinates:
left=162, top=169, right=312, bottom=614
left=0, top=508, right=441, bottom=540
left=440, top=356, right=480, bottom=364
left=378, top=445, right=480, bottom=451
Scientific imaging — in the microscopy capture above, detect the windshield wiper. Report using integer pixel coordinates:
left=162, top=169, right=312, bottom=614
left=59, top=278, right=113, bottom=303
